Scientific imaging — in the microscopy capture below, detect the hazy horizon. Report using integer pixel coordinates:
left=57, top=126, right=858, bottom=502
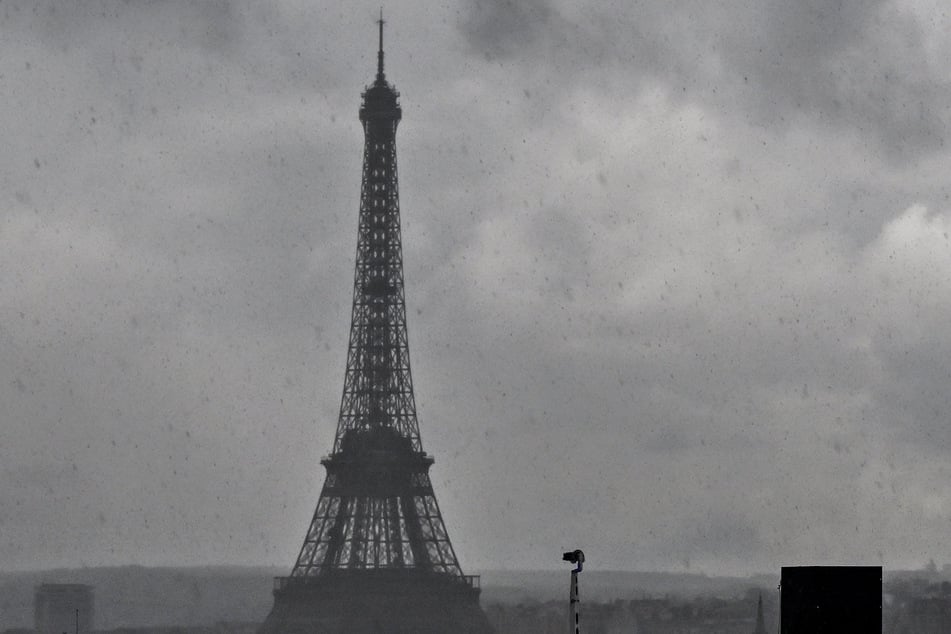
left=1, top=562, right=784, bottom=576
left=2, top=0, right=950, bottom=578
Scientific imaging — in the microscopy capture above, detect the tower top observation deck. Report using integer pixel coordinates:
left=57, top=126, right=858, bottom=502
left=361, top=9, right=401, bottom=124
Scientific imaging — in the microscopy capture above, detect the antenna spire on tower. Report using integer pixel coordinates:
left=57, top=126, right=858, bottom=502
left=376, top=8, right=385, bottom=80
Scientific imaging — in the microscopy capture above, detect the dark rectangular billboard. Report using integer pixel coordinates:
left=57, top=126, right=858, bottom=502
left=781, top=566, right=881, bottom=633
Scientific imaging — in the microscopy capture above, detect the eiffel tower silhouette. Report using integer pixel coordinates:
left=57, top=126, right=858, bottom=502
left=259, top=15, right=493, bottom=634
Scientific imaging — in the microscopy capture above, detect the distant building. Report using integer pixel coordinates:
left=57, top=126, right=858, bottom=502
left=753, top=592, right=767, bottom=634
left=34, top=584, right=93, bottom=634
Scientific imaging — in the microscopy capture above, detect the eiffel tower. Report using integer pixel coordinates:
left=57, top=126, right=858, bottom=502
left=259, top=16, right=494, bottom=634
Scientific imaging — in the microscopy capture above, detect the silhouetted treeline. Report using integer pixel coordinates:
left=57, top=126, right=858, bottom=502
left=484, top=591, right=776, bottom=634
left=885, top=575, right=951, bottom=633
left=0, top=567, right=774, bottom=631
left=14, top=566, right=951, bottom=633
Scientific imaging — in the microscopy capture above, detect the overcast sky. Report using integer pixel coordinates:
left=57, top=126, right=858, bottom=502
left=1, top=0, right=950, bottom=576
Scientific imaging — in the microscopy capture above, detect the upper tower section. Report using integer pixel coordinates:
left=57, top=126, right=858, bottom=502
left=333, top=12, right=420, bottom=453
left=359, top=10, right=401, bottom=132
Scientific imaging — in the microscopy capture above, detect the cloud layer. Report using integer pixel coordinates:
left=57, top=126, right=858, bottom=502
left=0, top=0, right=949, bottom=576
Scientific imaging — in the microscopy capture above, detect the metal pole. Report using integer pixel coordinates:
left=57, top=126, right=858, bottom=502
left=569, top=569, right=580, bottom=634
left=562, top=550, right=584, bottom=634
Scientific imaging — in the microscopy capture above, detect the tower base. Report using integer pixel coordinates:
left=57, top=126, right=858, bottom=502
left=258, top=571, right=494, bottom=634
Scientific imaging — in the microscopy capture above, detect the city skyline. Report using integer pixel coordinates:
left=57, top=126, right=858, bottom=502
left=1, top=0, right=950, bottom=577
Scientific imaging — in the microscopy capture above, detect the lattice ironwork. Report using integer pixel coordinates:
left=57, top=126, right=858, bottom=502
left=288, top=17, right=465, bottom=581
